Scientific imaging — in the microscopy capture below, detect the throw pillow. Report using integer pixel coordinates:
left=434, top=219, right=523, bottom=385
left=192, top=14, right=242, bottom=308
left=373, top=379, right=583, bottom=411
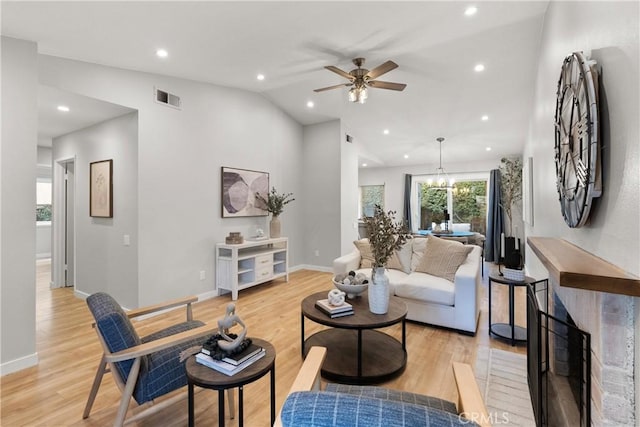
left=411, top=237, right=428, bottom=271
left=415, top=235, right=472, bottom=282
left=386, top=240, right=412, bottom=274
left=353, top=239, right=374, bottom=269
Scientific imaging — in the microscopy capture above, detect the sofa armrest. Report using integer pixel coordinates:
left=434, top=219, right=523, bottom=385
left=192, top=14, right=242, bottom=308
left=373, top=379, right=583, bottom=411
left=452, top=246, right=482, bottom=333
left=333, top=251, right=361, bottom=275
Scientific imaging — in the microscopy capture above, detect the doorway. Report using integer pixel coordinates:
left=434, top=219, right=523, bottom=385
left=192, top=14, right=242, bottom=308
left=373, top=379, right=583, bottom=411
left=53, top=157, right=75, bottom=288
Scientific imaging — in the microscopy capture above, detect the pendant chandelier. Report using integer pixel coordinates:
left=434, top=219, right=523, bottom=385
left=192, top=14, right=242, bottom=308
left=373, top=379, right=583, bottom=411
left=427, top=137, right=455, bottom=189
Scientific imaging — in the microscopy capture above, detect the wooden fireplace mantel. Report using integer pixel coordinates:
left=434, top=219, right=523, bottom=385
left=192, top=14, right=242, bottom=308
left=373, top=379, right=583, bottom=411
left=527, top=237, right=640, bottom=297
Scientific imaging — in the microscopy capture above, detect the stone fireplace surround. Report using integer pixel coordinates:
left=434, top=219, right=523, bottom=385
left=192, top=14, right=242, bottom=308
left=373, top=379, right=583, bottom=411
left=528, top=237, right=637, bottom=425
left=552, top=282, right=635, bottom=426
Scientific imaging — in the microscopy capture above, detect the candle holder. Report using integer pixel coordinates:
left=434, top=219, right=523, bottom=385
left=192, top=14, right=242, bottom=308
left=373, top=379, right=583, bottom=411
left=498, top=236, right=522, bottom=275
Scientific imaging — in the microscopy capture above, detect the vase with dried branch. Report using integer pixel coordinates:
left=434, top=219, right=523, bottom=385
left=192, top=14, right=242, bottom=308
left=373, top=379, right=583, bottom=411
left=363, top=205, right=411, bottom=314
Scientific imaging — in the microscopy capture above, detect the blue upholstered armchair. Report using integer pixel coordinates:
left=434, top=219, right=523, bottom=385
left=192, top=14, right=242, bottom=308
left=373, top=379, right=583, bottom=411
left=83, top=292, right=216, bottom=427
left=275, top=347, right=490, bottom=427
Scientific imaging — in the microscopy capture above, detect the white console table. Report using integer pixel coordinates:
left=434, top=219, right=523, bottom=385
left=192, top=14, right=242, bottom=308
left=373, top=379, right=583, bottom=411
left=216, top=237, right=289, bottom=300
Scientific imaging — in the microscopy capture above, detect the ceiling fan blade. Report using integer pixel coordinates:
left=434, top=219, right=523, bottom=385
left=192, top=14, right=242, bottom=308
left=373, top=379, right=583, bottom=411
left=313, top=83, right=353, bottom=92
left=324, top=65, right=354, bottom=80
left=366, top=60, right=398, bottom=80
left=367, top=80, right=407, bottom=91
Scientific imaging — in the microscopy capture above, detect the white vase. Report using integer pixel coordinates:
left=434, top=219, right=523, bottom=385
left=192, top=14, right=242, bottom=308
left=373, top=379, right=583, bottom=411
left=270, top=216, right=281, bottom=238
left=368, top=267, right=390, bottom=314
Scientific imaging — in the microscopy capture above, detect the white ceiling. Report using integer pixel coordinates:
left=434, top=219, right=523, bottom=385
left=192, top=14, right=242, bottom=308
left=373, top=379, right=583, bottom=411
left=2, top=1, right=549, bottom=167
left=38, top=85, right=135, bottom=146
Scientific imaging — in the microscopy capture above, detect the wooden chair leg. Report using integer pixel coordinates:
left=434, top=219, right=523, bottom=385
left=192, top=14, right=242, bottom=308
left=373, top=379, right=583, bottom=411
left=83, top=354, right=108, bottom=419
left=113, top=358, right=141, bottom=427
left=227, top=389, right=235, bottom=420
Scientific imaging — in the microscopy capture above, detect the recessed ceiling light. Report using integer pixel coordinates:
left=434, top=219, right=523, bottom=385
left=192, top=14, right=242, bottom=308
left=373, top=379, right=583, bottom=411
left=481, top=115, right=489, bottom=121
left=404, top=154, right=409, bottom=159
left=474, top=63, right=485, bottom=72
left=464, top=6, right=477, bottom=16
left=57, top=105, right=69, bottom=112
left=156, top=49, right=168, bottom=58
left=257, top=74, right=265, bottom=81
left=486, top=147, right=492, bottom=151
left=362, top=163, right=367, bottom=167
left=306, top=101, right=314, bottom=108
left=383, top=129, right=390, bottom=135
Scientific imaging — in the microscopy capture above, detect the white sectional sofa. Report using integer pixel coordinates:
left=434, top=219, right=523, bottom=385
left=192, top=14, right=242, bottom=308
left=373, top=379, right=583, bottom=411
left=333, top=236, right=482, bottom=334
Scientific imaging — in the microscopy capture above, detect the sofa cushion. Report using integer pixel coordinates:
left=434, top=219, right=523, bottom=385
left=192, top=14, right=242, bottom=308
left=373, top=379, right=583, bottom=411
left=281, top=391, right=475, bottom=427
left=394, top=272, right=455, bottom=306
left=386, top=240, right=412, bottom=274
left=410, top=237, right=428, bottom=271
left=353, top=239, right=374, bottom=269
left=415, top=235, right=472, bottom=282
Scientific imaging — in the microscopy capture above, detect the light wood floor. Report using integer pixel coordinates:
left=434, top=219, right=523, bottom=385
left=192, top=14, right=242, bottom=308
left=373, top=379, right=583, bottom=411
left=1, top=260, right=525, bottom=426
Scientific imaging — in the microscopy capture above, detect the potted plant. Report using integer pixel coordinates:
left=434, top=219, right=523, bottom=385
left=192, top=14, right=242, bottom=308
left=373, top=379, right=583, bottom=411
left=256, top=187, right=295, bottom=238
left=363, top=205, right=411, bottom=313
left=499, top=157, right=522, bottom=236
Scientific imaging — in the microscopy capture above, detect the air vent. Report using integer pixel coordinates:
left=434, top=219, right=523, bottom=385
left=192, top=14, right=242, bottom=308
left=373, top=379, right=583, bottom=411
left=345, top=134, right=354, bottom=143
left=154, top=87, right=181, bottom=109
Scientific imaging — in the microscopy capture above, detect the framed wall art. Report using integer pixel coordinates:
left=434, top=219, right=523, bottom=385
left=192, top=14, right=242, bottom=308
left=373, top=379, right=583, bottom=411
left=221, top=167, right=269, bottom=217
left=90, top=159, right=113, bottom=218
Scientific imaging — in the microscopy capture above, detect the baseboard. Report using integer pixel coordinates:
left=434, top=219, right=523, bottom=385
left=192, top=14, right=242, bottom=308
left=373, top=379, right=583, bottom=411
left=74, top=289, right=90, bottom=300
left=0, top=352, right=39, bottom=376
left=36, top=252, right=51, bottom=260
left=198, top=290, right=219, bottom=302
left=290, top=264, right=332, bottom=273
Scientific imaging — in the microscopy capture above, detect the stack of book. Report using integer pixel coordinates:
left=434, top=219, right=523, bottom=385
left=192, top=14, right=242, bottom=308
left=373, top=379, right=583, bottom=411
left=195, top=342, right=265, bottom=376
left=315, top=298, right=354, bottom=318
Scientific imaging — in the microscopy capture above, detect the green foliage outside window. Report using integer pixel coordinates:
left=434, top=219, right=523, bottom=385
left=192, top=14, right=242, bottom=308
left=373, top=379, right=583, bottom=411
left=419, top=187, right=447, bottom=226
left=419, top=181, right=487, bottom=233
left=37, top=204, right=52, bottom=221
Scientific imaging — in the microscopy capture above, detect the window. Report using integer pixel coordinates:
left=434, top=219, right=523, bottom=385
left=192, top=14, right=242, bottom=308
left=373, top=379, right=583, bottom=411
left=37, top=180, right=52, bottom=222
left=411, top=173, right=488, bottom=233
left=359, top=185, right=384, bottom=218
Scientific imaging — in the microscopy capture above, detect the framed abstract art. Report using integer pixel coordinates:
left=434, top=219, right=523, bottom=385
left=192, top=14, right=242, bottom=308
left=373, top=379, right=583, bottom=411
left=221, top=167, right=269, bottom=217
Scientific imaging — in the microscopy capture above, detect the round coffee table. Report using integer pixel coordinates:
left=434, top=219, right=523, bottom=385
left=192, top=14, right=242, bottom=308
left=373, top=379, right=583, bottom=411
left=186, top=337, right=275, bottom=427
left=301, top=290, right=407, bottom=385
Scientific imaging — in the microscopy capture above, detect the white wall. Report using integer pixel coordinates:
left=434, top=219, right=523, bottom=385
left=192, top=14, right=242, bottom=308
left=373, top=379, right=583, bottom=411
left=301, top=120, right=342, bottom=267
left=1, top=37, right=38, bottom=374
left=340, top=127, right=360, bottom=256
left=38, top=55, right=305, bottom=307
left=523, top=1, right=639, bottom=423
left=37, top=146, right=52, bottom=165
left=53, top=112, right=139, bottom=308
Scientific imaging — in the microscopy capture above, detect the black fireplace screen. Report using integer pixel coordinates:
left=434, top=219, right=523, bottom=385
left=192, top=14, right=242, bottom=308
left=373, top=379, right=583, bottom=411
left=527, top=282, right=591, bottom=427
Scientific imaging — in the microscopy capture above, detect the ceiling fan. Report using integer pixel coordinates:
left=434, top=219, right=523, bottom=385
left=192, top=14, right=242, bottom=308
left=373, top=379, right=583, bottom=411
left=314, top=58, right=407, bottom=103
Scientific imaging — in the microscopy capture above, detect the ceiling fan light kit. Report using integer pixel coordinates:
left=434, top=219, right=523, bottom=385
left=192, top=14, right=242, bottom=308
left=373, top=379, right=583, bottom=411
left=314, top=57, right=406, bottom=104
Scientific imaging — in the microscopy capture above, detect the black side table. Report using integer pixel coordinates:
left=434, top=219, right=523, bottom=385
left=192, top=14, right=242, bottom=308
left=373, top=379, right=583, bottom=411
left=488, top=274, right=539, bottom=346
left=186, top=337, right=275, bottom=427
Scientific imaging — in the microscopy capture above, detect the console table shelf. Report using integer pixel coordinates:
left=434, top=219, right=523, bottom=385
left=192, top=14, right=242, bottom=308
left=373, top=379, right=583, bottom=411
left=528, top=237, right=640, bottom=297
left=216, top=237, right=289, bottom=300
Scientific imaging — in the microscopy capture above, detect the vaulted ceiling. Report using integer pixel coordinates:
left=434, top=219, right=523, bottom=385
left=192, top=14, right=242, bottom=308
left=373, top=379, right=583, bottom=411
left=2, top=1, right=548, bottom=167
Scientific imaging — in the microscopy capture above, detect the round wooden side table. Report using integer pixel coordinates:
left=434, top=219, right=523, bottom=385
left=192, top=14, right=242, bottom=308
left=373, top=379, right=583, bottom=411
left=186, top=337, right=275, bottom=427
left=488, top=274, right=537, bottom=346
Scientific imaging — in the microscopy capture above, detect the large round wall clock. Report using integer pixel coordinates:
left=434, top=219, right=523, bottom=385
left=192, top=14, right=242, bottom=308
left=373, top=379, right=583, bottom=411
left=554, top=51, right=602, bottom=228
